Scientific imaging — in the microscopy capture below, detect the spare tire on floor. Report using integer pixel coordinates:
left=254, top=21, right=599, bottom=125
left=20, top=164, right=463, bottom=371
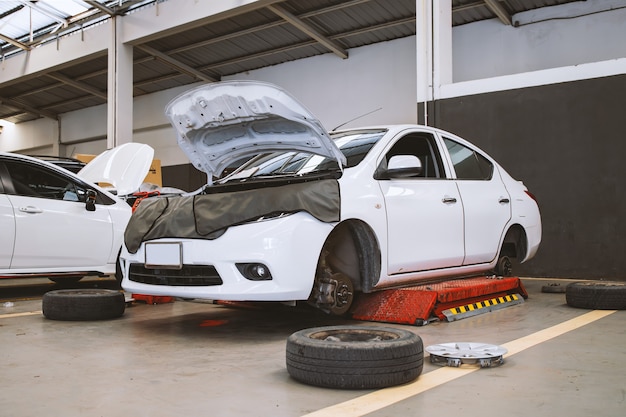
left=566, top=281, right=626, bottom=310
left=541, top=283, right=567, bottom=293
left=43, top=289, right=126, bottom=321
left=286, top=325, right=423, bottom=389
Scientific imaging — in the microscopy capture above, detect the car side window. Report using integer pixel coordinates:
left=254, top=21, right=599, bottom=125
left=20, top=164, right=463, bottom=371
left=382, top=133, right=445, bottom=178
left=0, top=162, right=9, bottom=194
left=5, top=160, right=89, bottom=202
left=443, top=137, right=493, bottom=180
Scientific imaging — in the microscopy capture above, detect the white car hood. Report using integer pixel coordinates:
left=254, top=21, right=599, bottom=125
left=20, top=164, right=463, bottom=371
left=78, top=143, right=154, bottom=196
left=165, top=80, right=346, bottom=178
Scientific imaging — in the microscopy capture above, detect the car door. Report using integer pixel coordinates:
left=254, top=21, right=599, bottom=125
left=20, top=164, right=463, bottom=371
left=0, top=194, right=15, bottom=269
left=4, top=159, right=114, bottom=270
left=441, top=136, right=512, bottom=265
left=377, top=132, right=465, bottom=274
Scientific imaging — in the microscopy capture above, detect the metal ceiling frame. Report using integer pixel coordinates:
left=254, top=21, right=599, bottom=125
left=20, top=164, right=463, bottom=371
left=0, top=0, right=581, bottom=124
left=483, top=0, right=512, bottom=25
left=0, top=0, right=381, bottom=122
left=0, top=0, right=138, bottom=55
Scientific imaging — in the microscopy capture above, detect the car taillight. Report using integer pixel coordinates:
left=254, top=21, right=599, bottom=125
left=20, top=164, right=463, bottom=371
left=525, top=190, right=538, bottom=203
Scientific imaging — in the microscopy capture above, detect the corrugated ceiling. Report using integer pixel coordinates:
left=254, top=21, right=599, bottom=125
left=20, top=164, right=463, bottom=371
left=0, top=0, right=582, bottom=124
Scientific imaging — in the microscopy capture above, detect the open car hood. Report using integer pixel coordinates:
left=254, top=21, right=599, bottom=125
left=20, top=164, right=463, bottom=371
left=78, top=143, right=154, bottom=196
left=165, top=80, right=346, bottom=178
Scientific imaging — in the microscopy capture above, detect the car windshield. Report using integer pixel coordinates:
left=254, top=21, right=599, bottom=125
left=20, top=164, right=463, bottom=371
left=218, top=129, right=386, bottom=183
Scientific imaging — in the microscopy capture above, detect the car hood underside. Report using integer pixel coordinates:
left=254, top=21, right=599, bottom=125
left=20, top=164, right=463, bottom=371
left=165, top=80, right=346, bottom=179
left=124, top=179, right=340, bottom=253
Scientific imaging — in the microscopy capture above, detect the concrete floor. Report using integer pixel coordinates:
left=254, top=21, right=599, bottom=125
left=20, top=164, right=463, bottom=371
left=1, top=277, right=624, bottom=417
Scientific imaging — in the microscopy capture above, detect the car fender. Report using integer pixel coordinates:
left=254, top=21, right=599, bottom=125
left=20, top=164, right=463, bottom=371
left=105, top=202, right=132, bottom=263
left=495, top=164, right=542, bottom=262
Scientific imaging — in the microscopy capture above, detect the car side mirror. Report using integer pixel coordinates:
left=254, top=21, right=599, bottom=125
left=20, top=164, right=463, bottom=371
left=378, top=155, right=423, bottom=179
left=86, top=189, right=97, bottom=212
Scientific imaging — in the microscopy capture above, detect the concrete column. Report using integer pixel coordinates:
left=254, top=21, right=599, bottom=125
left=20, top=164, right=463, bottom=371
left=107, top=16, right=134, bottom=148
left=416, top=0, right=452, bottom=125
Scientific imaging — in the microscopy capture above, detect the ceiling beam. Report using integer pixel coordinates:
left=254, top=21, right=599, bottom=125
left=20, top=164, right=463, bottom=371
left=136, top=44, right=218, bottom=83
left=483, top=0, right=512, bottom=25
left=135, top=16, right=413, bottom=91
left=0, top=33, right=30, bottom=51
left=40, top=94, right=104, bottom=112
left=82, top=0, right=118, bottom=16
left=46, top=72, right=107, bottom=100
left=16, top=0, right=69, bottom=26
left=0, top=96, right=58, bottom=120
left=267, top=4, right=348, bottom=59
left=0, top=0, right=135, bottom=57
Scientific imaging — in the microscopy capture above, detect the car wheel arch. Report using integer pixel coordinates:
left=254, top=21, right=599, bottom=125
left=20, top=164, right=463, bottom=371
left=326, top=219, right=381, bottom=292
left=308, top=219, right=381, bottom=314
left=495, top=224, right=528, bottom=276
left=501, top=224, right=529, bottom=260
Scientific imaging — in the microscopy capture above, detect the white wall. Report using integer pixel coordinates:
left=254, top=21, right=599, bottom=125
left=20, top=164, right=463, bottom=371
left=2, top=37, right=418, bottom=168
left=452, top=1, right=626, bottom=82
left=0, top=118, right=58, bottom=154
left=225, top=36, right=418, bottom=131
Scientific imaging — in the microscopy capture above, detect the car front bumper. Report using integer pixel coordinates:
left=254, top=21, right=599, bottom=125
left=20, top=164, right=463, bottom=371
left=120, top=212, right=333, bottom=301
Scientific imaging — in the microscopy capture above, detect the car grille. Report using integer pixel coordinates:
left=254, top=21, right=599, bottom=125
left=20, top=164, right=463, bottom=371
left=129, top=264, right=223, bottom=286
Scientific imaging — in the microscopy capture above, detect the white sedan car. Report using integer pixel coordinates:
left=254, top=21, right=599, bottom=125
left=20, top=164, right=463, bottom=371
left=0, top=143, right=153, bottom=283
left=120, top=81, right=541, bottom=314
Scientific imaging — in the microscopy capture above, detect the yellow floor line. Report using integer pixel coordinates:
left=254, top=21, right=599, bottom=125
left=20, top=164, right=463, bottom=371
left=0, top=311, right=42, bottom=319
left=302, top=309, right=616, bottom=417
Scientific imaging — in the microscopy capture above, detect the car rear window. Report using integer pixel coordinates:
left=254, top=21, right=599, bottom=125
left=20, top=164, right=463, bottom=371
left=443, top=137, right=493, bottom=180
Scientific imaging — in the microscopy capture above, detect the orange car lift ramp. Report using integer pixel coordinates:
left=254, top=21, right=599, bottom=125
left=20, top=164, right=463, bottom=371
left=350, top=276, right=528, bottom=326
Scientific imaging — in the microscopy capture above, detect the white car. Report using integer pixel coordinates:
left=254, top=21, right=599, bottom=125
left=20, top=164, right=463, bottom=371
left=120, top=81, right=541, bottom=314
left=0, top=143, right=153, bottom=283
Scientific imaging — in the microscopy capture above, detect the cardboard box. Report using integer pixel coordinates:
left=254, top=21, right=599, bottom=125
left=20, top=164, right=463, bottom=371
left=145, top=159, right=162, bottom=187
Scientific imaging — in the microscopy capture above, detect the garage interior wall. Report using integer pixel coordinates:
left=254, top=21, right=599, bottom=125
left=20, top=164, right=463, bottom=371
left=0, top=0, right=624, bottom=279
left=424, top=1, right=626, bottom=280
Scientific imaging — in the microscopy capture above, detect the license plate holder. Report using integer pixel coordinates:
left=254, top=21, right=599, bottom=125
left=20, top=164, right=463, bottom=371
left=145, top=242, right=182, bottom=269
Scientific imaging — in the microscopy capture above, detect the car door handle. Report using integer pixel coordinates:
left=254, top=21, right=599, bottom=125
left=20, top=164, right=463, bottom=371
left=442, top=196, right=457, bottom=204
left=19, top=206, right=43, bottom=214
left=499, top=197, right=510, bottom=204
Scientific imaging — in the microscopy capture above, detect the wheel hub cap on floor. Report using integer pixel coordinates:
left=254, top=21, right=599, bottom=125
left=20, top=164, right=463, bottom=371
left=426, top=342, right=507, bottom=368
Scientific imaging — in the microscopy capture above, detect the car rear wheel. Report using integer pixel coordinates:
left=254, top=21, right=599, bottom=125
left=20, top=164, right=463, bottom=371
left=42, top=289, right=126, bottom=321
left=495, top=256, right=513, bottom=277
left=286, top=325, right=424, bottom=389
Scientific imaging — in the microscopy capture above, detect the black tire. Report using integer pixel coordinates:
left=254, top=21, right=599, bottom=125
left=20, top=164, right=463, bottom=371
left=286, top=325, right=423, bottom=389
left=495, top=256, right=513, bottom=277
left=42, top=289, right=126, bottom=321
left=49, top=276, right=83, bottom=285
left=541, top=283, right=567, bottom=293
left=566, top=281, right=626, bottom=310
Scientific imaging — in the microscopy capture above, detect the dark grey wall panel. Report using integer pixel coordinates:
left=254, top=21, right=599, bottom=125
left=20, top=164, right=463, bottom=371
left=162, top=164, right=207, bottom=193
left=431, top=74, right=626, bottom=279
left=162, top=75, right=624, bottom=280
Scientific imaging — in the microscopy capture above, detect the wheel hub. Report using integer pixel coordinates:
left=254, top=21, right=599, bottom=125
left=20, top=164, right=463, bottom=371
left=309, top=272, right=354, bottom=315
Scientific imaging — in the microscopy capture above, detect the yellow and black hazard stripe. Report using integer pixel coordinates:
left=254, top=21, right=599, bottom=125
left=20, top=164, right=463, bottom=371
left=443, top=293, right=524, bottom=321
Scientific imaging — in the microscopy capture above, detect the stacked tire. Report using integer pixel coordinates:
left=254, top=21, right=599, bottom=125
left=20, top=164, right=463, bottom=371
left=286, top=325, right=424, bottom=389
left=43, top=289, right=126, bottom=321
left=565, top=281, right=626, bottom=310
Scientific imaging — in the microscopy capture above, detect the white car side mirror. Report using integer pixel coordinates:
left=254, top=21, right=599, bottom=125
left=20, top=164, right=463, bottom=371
left=385, top=155, right=423, bottom=179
